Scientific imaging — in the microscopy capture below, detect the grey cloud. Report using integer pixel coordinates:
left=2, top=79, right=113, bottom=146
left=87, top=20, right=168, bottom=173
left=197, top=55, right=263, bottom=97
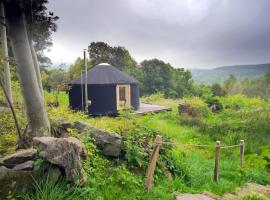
left=46, top=0, right=270, bottom=68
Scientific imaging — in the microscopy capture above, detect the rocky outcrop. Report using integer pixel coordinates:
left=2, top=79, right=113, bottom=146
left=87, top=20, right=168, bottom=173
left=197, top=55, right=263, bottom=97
left=72, top=121, right=89, bottom=130
left=12, top=160, right=34, bottom=171
left=33, top=137, right=87, bottom=185
left=1, top=148, right=37, bottom=168
left=88, top=127, right=122, bottom=157
left=0, top=136, right=87, bottom=199
left=0, top=164, right=61, bottom=199
left=66, top=121, right=123, bottom=157
left=0, top=166, right=36, bottom=197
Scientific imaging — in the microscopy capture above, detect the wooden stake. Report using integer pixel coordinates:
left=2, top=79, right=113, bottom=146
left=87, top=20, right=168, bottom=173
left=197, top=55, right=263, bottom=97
left=214, top=141, right=221, bottom=182
left=145, top=135, right=162, bottom=190
left=240, top=140, right=245, bottom=167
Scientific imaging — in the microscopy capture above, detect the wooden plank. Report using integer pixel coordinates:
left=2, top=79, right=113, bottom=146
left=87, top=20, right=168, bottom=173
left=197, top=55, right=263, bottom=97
left=145, top=135, right=162, bottom=189
left=240, top=140, right=245, bottom=167
left=135, top=103, right=172, bottom=115
left=214, top=141, right=221, bottom=182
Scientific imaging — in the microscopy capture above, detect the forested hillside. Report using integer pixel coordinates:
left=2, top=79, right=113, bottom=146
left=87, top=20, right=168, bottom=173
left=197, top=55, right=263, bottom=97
left=191, top=63, right=270, bottom=84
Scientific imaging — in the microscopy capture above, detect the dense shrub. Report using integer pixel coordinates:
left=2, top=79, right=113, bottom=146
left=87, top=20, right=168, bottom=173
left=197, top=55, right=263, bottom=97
left=179, top=97, right=209, bottom=117
left=177, top=96, right=270, bottom=154
left=217, top=95, right=266, bottom=110
left=245, top=147, right=270, bottom=172
left=178, top=97, right=209, bottom=127
left=116, top=110, right=173, bottom=172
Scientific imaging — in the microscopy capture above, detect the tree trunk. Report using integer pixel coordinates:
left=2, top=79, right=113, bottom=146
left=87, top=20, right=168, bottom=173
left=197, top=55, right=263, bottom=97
left=30, top=40, right=43, bottom=96
left=5, top=0, right=50, bottom=137
left=0, top=1, right=13, bottom=105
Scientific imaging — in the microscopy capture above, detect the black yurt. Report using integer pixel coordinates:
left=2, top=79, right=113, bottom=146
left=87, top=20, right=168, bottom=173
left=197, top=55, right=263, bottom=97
left=69, top=63, right=140, bottom=115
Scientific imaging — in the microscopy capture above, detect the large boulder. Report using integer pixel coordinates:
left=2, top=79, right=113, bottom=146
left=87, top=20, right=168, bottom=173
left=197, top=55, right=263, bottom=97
left=0, top=166, right=35, bottom=198
left=12, top=160, right=34, bottom=171
left=89, top=128, right=122, bottom=157
left=0, top=148, right=37, bottom=168
left=71, top=121, right=123, bottom=157
left=72, top=121, right=89, bottom=130
left=33, top=137, right=87, bottom=185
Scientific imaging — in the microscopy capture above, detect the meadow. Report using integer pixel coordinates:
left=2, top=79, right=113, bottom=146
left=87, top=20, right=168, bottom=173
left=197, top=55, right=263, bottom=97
left=0, top=91, right=270, bottom=199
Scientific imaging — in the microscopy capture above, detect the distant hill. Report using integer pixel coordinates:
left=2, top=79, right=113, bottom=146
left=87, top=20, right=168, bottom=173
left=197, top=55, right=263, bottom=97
left=190, top=63, right=270, bottom=84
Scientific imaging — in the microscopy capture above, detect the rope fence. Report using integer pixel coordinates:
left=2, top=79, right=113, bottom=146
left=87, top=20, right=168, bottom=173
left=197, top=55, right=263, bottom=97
left=145, top=135, right=245, bottom=190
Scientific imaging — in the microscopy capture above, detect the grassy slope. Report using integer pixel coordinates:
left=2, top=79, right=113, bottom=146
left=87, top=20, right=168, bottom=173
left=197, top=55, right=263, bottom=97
left=1, top=91, right=270, bottom=199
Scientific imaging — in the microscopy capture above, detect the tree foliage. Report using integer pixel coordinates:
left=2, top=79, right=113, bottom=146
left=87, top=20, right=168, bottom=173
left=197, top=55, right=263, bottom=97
left=69, top=57, right=85, bottom=80
left=7, top=0, right=59, bottom=67
left=140, top=59, right=193, bottom=98
left=42, top=66, right=70, bottom=103
left=27, top=0, right=58, bottom=66
left=223, top=74, right=237, bottom=92
left=224, top=72, right=270, bottom=99
left=140, top=59, right=171, bottom=96
left=211, top=83, right=226, bottom=97
left=83, top=42, right=193, bottom=98
left=88, top=41, right=137, bottom=72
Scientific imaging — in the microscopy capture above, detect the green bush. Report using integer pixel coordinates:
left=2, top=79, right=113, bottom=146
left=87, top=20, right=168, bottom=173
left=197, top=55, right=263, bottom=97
left=245, top=147, right=270, bottom=172
left=218, top=95, right=265, bottom=110
left=179, top=97, right=209, bottom=117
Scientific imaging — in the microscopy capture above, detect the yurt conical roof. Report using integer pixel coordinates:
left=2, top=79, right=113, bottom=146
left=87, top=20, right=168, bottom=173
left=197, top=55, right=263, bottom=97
left=71, top=63, right=138, bottom=85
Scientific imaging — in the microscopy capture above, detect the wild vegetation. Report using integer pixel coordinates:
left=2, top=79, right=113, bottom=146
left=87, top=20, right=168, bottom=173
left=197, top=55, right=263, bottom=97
left=1, top=86, right=269, bottom=199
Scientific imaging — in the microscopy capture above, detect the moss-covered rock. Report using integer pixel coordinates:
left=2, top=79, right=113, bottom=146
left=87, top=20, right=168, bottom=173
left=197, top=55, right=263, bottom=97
left=0, top=163, right=62, bottom=199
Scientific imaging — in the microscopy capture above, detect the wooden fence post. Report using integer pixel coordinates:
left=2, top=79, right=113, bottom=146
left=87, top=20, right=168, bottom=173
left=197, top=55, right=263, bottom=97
left=214, top=141, right=221, bottom=182
left=240, top=140, right=245, bottom=167
left=145, top=135, right=162, bottom=190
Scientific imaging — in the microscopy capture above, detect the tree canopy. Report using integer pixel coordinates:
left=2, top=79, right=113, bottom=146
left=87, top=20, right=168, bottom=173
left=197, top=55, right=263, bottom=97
left=67, top=42, right=193, bottom=98
left=88, top=41, right=137, bottom=72
left=6, top=0, right=59, bottom=67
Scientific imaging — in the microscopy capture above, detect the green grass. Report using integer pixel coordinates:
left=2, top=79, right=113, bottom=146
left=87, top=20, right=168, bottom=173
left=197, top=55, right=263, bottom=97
left=1, top=91, right=269, bottom=199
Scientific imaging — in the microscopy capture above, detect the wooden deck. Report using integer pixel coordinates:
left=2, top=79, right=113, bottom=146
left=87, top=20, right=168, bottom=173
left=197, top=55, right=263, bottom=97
left=135, top=103, right=172, bottom=115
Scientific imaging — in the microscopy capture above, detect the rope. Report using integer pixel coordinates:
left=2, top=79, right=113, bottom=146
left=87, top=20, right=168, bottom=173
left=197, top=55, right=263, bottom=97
left=221, top=144, right=240, bottom=149
left=161, top=141, right=213, bottom=148
left=157, top=141, right=241, bottom=149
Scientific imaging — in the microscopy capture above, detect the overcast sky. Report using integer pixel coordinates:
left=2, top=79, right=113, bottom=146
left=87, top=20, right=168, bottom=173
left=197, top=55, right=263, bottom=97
left=45, top=0, right=270, bottom=69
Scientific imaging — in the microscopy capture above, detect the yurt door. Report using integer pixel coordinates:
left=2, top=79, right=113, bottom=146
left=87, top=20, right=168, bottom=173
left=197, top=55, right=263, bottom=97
left=116, top=84, right=131, bottom=110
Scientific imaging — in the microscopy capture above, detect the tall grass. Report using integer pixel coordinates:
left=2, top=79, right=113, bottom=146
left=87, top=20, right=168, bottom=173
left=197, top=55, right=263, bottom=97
left=3, top=92, right=269, bottom=199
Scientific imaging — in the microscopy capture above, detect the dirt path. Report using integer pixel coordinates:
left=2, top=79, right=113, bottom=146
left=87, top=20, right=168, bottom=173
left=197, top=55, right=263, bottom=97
left=176, top=183, right=270, bottom=200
